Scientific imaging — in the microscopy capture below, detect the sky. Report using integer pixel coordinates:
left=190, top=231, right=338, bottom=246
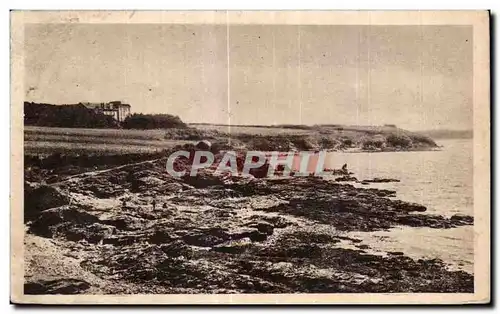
left=24, top=24, right=472, bottom=130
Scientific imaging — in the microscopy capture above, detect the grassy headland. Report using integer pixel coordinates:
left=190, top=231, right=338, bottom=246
left=189, top=123, right=438, bottom=152
left=25, top=123, right=438, bottom=156
left=23, top=101, right=438, bottom=155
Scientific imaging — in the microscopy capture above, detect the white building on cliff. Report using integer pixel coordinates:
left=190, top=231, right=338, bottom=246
left=81, top=101, right=131, bottom=122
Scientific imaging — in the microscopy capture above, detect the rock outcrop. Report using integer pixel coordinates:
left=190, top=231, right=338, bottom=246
left=24, top=184, right=70, bottom=222
left=23, top=153, right=474, bottom=294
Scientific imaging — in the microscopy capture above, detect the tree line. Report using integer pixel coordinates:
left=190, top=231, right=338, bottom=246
left=24, top=102, right=187, bottom=129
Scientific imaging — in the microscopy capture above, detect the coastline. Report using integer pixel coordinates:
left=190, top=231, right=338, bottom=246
left=24, top=150, right=474, bottom=294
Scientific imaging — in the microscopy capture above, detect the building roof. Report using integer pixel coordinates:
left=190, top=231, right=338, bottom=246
left=80, top=102, right=131, bottom=109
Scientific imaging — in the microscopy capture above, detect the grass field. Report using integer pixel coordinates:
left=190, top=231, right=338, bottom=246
left=25, top=126, right=167, bottom=141
left=24, top=126, right=189, bottom=155
left=189, top=124, right=311, bottom=136
left=24, top=125, right=313, bottom=156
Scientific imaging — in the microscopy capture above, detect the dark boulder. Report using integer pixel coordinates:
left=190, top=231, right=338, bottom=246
left=450, top=214, right=474, bottom=224
left=248, top=230, right=268, bottom=242
left=24, top=279, right=91, bottom=295
left=335, top=176, right=358, bottom=182
left=182, top=228, right=231, bottom=247
left=148, top=230, right=173, bottom=244
left=195, top=140, right=212, bottom=150
left=28, top=206, right=101, bottom=239
left=392, top=201, right=427, bottom=212
left=24, top=183, right=70, bottom=222
left=182, top=172, right=225, bottom=188
left=245, top=222, right=275, bottom=235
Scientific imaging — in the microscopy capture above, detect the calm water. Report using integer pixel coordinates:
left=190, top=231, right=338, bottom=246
left=325, top=139, right=474, bottom=274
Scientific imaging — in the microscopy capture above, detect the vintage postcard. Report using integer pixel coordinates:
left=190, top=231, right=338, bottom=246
left=10, top=11, right=490, bottom=304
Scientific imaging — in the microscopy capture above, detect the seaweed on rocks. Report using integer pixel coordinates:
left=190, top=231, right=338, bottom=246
left=23, top=151, right=474, bottom=294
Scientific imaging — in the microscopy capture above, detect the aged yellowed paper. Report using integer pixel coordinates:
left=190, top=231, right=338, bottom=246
left=11, top=10, right=490, bottom=304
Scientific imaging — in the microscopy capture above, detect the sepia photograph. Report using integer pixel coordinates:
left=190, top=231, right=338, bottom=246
left=10, top=11, right=490, bottom=304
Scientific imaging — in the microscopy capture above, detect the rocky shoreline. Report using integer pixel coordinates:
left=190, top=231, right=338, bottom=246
left=24, top=152, right=474, bottom=294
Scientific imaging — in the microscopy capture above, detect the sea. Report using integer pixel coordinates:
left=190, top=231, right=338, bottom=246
left=325, top=139, right=474, bottom=274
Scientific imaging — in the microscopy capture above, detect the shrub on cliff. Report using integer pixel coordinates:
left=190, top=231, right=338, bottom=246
left=249, top=138, right=278, bottom=151
left=409, top=134, right=438, bottom=147
left=362, top=135, right=386, bottom=150
left=24, top=102, right=117, bottom=128
left=122, top=113, right=187, bottom=129
left=386, top=133, right=413, bottom=148
left=340, top=138, right=353, bottom=148
left=290, top=137, right=317, bottom=150
left=319, top=137, right=338, bottom=149
left=248, top=136, right=293, bottom=151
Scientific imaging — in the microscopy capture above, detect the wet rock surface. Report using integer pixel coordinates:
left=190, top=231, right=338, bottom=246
left=24, top=278, right=91, bottom=295
left=361, top=178, right=401, bottom=184
left=24, top=155, right=474, bottom=293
